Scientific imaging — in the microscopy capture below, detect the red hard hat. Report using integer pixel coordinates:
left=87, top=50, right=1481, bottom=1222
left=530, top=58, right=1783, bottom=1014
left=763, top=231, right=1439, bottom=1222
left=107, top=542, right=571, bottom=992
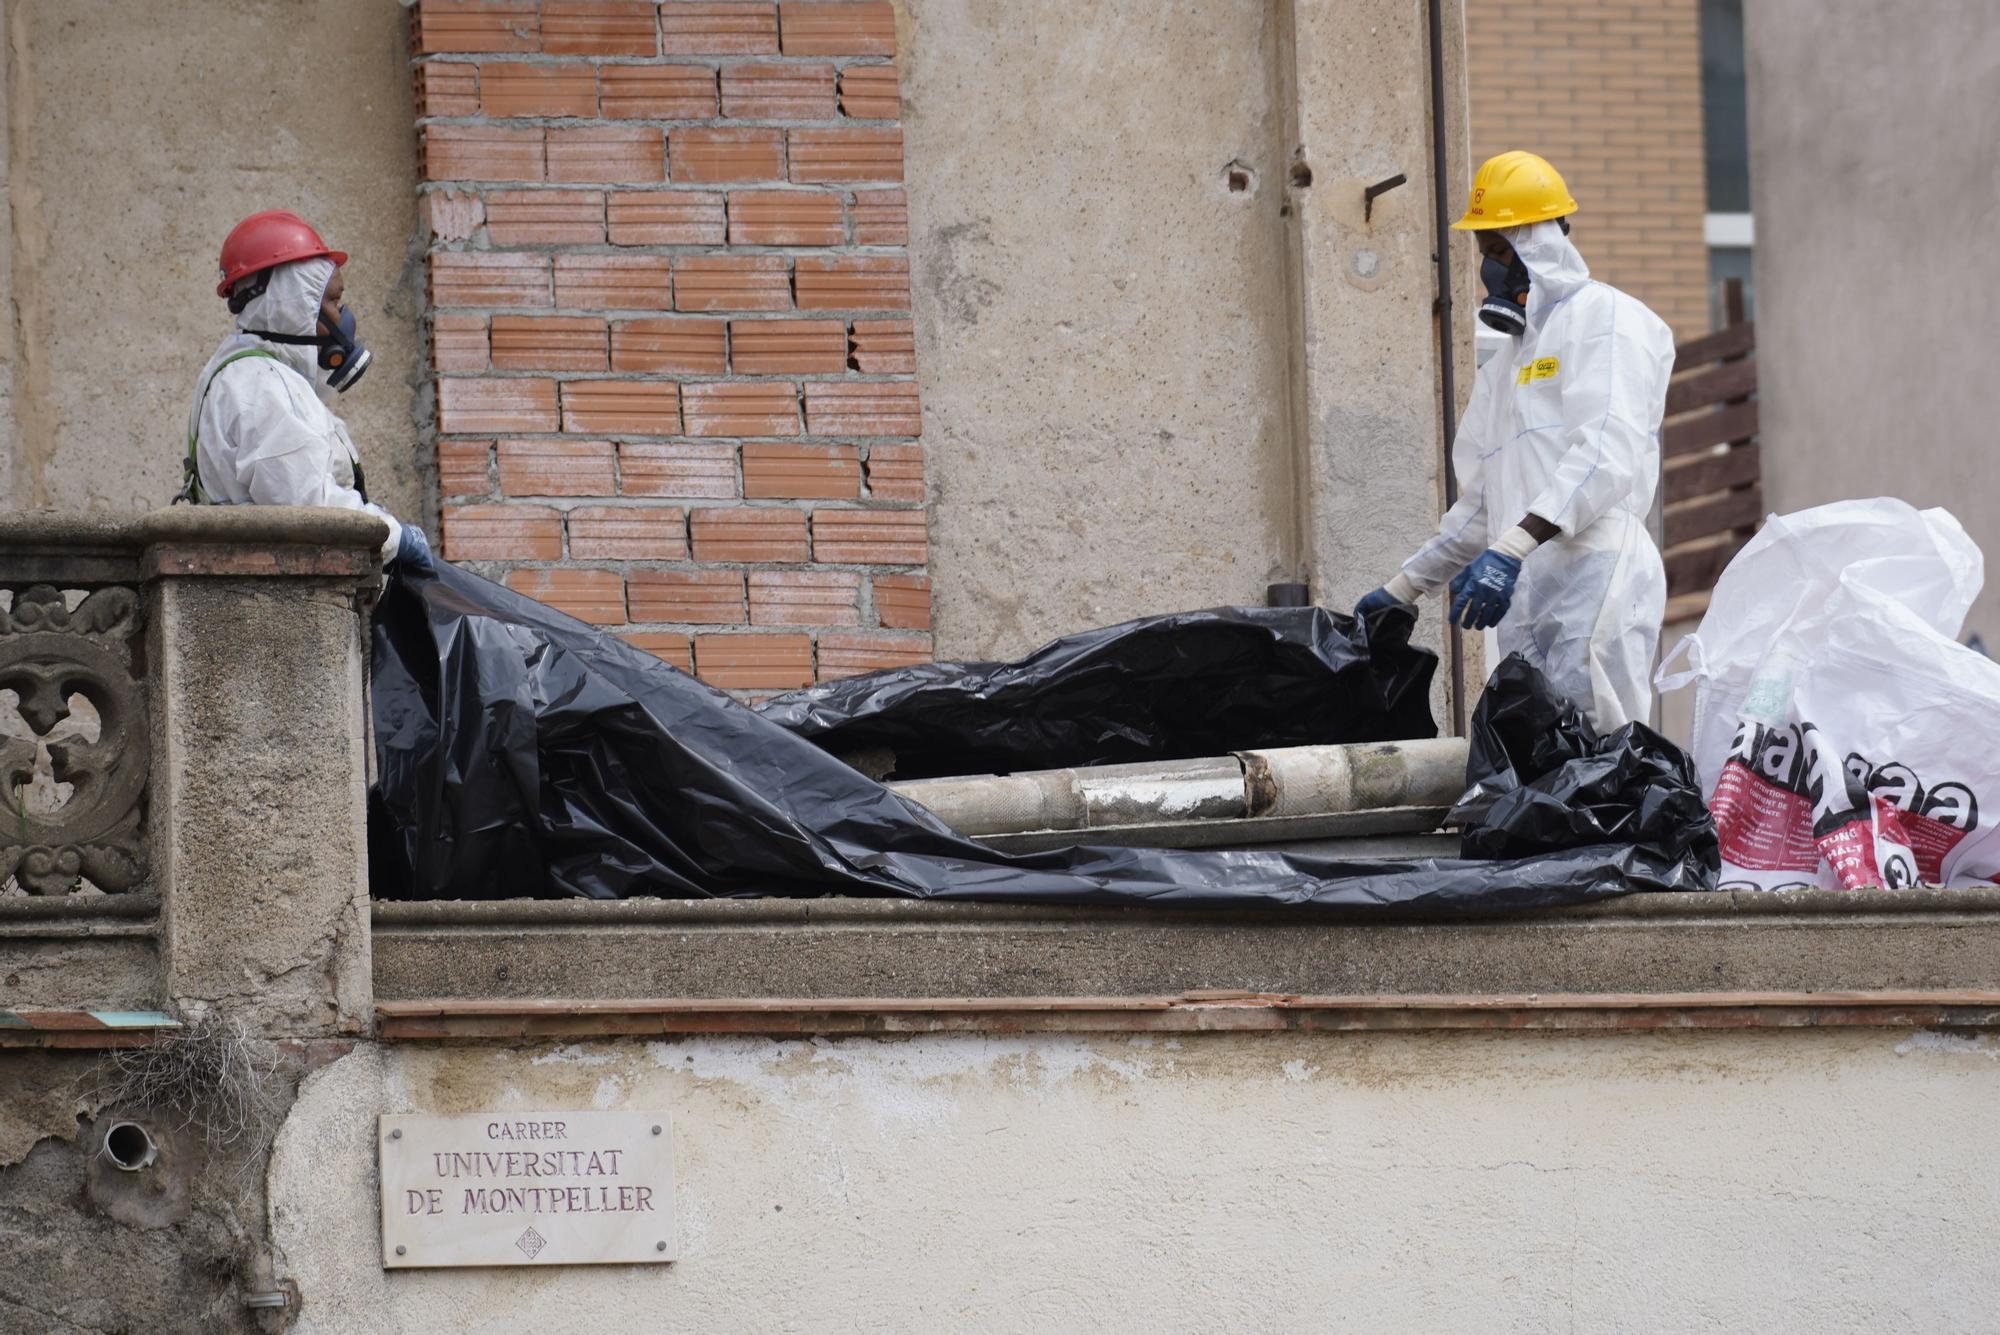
left=215, top=210, right=347, bottom=298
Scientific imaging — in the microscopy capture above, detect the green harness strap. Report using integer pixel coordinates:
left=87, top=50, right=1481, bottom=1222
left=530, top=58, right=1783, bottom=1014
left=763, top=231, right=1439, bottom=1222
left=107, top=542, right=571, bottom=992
left=178, top=348, right=279, bottom=505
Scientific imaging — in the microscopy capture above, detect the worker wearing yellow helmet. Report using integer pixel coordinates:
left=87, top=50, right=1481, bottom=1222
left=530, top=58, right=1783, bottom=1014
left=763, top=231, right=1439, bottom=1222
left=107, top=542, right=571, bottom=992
left=1355, top=151, right=1675, bottom=731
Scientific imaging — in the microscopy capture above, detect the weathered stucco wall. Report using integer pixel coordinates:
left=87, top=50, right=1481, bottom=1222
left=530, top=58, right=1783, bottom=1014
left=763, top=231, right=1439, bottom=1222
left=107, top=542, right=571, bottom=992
left=0, top=0, right=425, bottom=527
left=274, top=1029, right=2000, bottom=1332
left=899, top=0, right=1465, bottom=663
left=1745, top=0, right=2000, bottom=642
left=898, top=0, right=1295, bottom=658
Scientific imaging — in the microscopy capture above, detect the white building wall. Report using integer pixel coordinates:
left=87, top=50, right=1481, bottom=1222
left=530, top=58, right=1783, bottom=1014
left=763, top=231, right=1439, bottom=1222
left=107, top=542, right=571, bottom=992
left=274, top=1028, right=2000, bottom=1333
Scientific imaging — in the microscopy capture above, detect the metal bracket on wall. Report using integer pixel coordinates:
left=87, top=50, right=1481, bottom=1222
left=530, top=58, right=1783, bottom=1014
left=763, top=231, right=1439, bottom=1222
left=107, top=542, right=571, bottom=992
left=1363, top=172, right=1408, bottom=223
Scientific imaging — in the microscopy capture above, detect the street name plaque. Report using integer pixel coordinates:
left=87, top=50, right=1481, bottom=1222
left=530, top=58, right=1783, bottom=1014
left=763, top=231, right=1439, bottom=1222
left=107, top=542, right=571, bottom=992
left=379, top=1111, right=676, bottom=1268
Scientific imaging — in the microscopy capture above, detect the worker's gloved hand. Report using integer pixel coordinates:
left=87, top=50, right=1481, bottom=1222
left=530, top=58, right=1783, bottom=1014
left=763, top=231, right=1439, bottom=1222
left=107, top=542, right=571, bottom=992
left=1355, top=587, right=1402, bottom=618
left=1449, top=548, right=1522, bottom=630
left=393, top=524, right=436, bottom=575
left=1355, top=573, right=1422, bottom=621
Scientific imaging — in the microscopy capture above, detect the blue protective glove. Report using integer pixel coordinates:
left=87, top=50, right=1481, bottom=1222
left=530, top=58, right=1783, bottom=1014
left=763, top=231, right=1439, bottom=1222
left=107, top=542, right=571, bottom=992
left=394, top=523, right=436, bottom=575
left=1354, top=586, right=1402, bottom=618
left=1448, top=548, right=1522, bottom=630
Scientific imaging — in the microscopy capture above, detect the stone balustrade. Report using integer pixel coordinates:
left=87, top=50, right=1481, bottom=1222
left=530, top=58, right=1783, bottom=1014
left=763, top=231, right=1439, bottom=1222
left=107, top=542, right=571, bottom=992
left=0, top=507, right=384, bottom=1038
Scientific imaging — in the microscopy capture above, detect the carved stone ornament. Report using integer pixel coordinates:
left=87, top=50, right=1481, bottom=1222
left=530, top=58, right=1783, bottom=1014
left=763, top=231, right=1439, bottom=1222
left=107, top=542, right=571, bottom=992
left=1, top=586, right=149, bottom=894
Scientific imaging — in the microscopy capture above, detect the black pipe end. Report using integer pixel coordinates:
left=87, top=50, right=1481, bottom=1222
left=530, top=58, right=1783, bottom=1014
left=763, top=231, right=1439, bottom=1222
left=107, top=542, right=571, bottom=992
left=1265, top=582, right=1310, bottom=608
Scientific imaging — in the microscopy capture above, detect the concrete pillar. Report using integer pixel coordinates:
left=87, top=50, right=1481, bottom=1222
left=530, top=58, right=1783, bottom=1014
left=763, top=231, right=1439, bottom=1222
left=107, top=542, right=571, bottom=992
left=144, top=507, right=385, bottom=1038
left=1280, top=0, right=1475, bottom=723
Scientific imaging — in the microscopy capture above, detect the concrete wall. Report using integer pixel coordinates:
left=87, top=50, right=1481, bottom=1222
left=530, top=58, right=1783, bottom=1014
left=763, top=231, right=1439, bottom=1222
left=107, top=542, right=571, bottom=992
left=0, top=0, right=425, bottom=527
left=274, top=1028, right=2000, bottom=1333
left=900, top=0, right=1466, bottom=664
left=1745, top=0, right=2000, bottom=642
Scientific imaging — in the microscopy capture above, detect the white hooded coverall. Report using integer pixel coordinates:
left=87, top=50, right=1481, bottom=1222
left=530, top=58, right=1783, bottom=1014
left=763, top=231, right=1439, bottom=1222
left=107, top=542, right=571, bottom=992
left=1402, top=219, right=1675, bottom=730
left=184, top=256, right=403, bottom=562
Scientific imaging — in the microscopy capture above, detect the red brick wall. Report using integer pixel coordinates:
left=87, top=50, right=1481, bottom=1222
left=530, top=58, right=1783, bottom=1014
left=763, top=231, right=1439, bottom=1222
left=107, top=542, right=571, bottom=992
left=1466, top=0, right=1710, bottom=338
left=412, top=0, right=928, bottom=692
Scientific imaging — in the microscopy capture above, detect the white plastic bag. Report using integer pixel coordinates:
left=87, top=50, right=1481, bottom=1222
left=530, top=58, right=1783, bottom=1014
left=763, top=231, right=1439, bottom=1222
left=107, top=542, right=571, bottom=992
left=1656, top=498, right=1992, bottom=889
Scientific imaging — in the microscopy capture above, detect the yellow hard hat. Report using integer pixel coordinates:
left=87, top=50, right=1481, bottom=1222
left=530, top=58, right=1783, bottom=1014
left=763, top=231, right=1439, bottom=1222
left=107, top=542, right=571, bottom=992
left=1452, top=151, right=1578, bottom=231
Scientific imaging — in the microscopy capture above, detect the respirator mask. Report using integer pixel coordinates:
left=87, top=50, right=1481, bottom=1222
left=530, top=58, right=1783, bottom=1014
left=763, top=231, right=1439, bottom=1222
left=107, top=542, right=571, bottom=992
left=1477, top=253, right=1531, bottom=337
left=237, top=270, right=373, bottom=393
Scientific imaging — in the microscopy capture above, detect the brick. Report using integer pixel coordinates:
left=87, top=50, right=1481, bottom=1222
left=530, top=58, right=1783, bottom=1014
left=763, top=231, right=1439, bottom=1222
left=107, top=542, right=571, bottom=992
left=683, top=381, right=801, bottom=437
left=694, top=633, right=811, bottom=689
left=567, top=504, right=689, bottom=559
left=554, top=254, right=672, bottom=309
left=611, top=317, right=728, bottom=374
left=838, top=64, right=899, bottom=119
left=431, top=313, right=489, bottom=372
left=415, top=60, right=480, bottom=118
left=549, top=126, right=665, bottom=183
left=730, top=317, right=846, bottom=373
left=442, top=503, right=562, bottom=559
left=779, top=1, right=894, bottom=56
left=804, top=380, right=920, bottom=436
left=810, top=508, right=925, bottom=564
left=423, top=124, right=544, bottom=181
left=749, top=569, right=860, bottom=626
left=849, top=188, right=907, bottom=245
left=413, top=0, right=540, bottom=54
left=674, top=254, right=791, bottom=312
left=816, top=630, right=931, bottom=680
left=484, top=189, right=606, bottom=244
left=629, top=569, right=747, bottom=623
left=561, top=380, right=682, bottom=434
left=505, top=567, right=627, bottom=624
left=722, top=63, right=836, bottom=119
left=863, top=442, right=923, bottom=501
left=621, top=631, right=694, bottom=672
left=425, top=189, right=485, bottom=242
left=600, top=65, right=719, bottom=119
left=498, top=438, right=617, bottom=495
left=670, top=127, right=785, bottom=183
left=742, top=442, right=858, bottom=498
left=430, top=252, right=552, bottom=308
left=478, top=62, right=597, bottom=118
left=690, top=507, right=809, bottom=562
left=437, top=377, right=560, bottom=432
left=871, top=572, right=930, bottom=629
left=541, top=0, right=658, bottom=56
left=848, top=318, right=913, bottom=373
left=794, top=255, right=908, bottom=310
left=620, top=441, right=738, bottom=498
left=727, top=190, right=843, bottom=246
left=608, top=191, right=726, bottom=245
left=437, top=439, right=495, bottom=498
left=661, top=2, right=778, bottom=55
left=788, top=127, right=901, bottom=183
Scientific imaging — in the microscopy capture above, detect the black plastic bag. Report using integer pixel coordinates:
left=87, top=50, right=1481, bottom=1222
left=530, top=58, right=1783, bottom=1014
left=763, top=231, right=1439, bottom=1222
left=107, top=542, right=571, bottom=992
left=1450, top=655, right=1719, bottom=885
left=369, top=564, right=1711, bottom=911
left=753, top=605, right=1437, bottom=778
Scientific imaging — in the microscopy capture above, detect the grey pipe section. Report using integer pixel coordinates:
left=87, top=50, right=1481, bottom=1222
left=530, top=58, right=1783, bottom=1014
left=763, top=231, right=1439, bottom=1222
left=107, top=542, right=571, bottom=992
left=890, top=739, right=1468, bottom=838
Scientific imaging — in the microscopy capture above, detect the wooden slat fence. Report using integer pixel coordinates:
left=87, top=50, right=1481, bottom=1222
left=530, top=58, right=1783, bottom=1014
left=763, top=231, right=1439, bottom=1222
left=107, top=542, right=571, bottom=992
left=1659, top=279, right=1759, bottom=621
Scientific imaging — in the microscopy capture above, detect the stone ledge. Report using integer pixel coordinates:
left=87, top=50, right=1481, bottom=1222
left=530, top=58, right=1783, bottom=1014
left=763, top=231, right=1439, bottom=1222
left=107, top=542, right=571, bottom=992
left=376, top=992, right=2000, bottom=1039
left=0, top=506, right=388, bottom=583
left=370, top=887, right=2000, bottom=1017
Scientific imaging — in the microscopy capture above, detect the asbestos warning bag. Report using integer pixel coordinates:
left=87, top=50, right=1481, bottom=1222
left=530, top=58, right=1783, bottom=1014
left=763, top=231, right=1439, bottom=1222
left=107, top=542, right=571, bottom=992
left=1657, top=498, right=1995, bottom=890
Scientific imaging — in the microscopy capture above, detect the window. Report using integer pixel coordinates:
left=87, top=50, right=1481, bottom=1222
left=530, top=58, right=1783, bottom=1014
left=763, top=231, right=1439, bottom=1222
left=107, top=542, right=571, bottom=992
left=1701, top=0, right=1754, bottom=324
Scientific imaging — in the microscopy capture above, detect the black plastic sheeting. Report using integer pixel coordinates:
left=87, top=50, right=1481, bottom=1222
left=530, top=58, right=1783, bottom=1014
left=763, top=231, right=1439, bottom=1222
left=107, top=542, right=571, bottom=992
left=368, top=563, right=1717, bottom=911
left=1451, top=655, right=1719, bottom=881
left=753, top=605, right=1438, bottom=779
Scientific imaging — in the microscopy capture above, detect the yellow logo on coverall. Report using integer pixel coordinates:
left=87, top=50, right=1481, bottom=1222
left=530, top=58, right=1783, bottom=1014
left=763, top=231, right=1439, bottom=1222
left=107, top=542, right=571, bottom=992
left=1515, top=357, right=1560, bottom=386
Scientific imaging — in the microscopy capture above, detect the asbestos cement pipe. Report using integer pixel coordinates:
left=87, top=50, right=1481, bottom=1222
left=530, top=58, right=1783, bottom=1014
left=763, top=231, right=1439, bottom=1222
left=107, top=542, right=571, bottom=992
left=889, top=739, right=1468, bottom=838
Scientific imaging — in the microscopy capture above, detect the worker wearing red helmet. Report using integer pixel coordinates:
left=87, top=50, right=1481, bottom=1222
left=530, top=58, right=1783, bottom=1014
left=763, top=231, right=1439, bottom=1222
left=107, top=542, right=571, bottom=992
left=181, top=210, right=431, bottom=571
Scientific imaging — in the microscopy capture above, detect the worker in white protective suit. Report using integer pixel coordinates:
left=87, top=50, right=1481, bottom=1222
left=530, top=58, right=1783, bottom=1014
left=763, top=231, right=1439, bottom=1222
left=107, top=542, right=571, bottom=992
left=1355, top=151, right=1674, bottom=730
left=182, top=209, right=431, bottom=572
